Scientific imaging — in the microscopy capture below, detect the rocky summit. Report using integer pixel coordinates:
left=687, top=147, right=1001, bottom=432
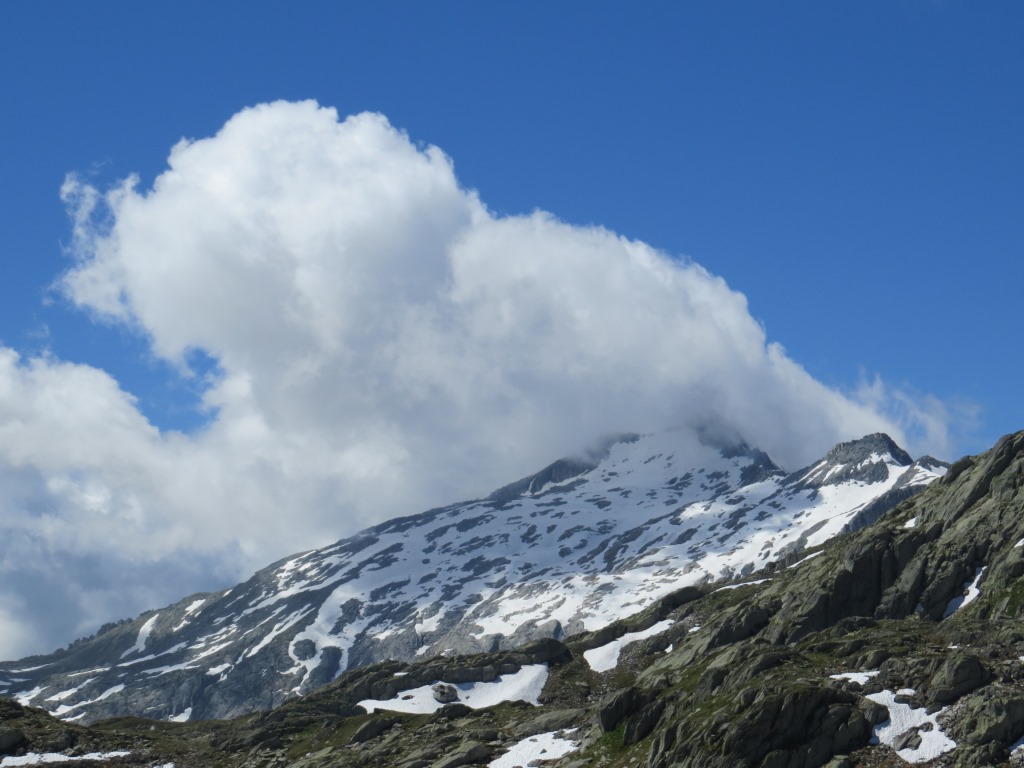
left=0, top=429, right=943, bottom=726
left=2, top=430, right=1024, bottom=767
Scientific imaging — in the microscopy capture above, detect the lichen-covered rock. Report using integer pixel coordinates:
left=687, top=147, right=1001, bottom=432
left=432, top=742, right=491, bottom=768
left=946, top=690, right=1024, bottom=748
left=927, top=654, right=991, bottom=704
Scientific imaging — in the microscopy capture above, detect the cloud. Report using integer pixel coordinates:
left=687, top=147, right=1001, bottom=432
left=0, top=100, right=951, bottom=658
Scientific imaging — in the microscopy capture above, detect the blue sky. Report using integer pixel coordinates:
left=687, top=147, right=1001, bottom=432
left=0, top=1, right=1021, bottom=657
left=3, top=1, right=1021, bottom=446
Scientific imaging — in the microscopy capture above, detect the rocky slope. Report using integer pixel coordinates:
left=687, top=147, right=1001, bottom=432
left=3, top=430, right=1024, bottom=767
left=0, top=430, right=943, bottom=724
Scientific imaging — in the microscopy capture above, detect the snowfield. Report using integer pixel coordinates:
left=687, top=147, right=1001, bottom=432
left=831, top=671, right=958, bottom=764
left=488, top=730, right=579, bottom=768
left=0, top=753, right=131, bottom=766
left=583, top=620, right=673, bottom=672
left=358, top=664, right=548, bottom=714
left=943, top=566, right=987, bottom=618
left=867, top=689, right=957, bottom=763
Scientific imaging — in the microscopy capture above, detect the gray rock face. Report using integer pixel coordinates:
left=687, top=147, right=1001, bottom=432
left=0, top=429, right=944, bottom=724
left=596, top=686, right=655, bottom=733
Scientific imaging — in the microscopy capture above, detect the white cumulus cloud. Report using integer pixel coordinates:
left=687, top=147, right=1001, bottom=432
left=0, top=100, right=951, bottom=659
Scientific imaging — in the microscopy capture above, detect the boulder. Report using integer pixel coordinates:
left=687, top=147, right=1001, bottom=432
left=350, top=716, right=400, bottom=744
left=432, top=742, right=491, bottom=768
left=927, top=655, right=991, bottom=704
left=434, top=703, right=473, bottom=720
left=433, top=683, right=460, bottom=704
left=514, top=708, right=584, bottom=738
left=0, top=728, right=25, bottom=754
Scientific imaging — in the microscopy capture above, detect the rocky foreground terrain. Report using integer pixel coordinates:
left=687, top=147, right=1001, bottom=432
left=3, top=429, right=1024, bottom=767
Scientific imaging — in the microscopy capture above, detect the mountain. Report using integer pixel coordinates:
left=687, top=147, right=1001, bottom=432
left=4, top=431, right=1024, bottom=768
left=0, top=429, right=944, bottom=725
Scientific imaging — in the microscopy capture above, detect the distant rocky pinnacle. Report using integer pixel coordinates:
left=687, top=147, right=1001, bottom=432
left=0, top=429, right=946, bottom=724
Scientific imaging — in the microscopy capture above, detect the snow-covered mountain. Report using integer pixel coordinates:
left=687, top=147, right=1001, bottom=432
left=0, top=429, right=945, bottom=723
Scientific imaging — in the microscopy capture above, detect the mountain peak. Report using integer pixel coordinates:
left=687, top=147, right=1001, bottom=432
left=784, top=433, right=924, bottom=493
left=823, top=432, right=913, bottom=467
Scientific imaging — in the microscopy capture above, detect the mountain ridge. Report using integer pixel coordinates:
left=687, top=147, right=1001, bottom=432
left=9, top=431, right=1024, bottom=767
left=0, top=429, right=945, bottom=725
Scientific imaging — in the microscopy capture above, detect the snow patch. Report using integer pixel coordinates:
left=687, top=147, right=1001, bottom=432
left=1010, top=732, right=1024, bottom=756
left=713, top=579, right=770, bottom=593
left=867, top=689, right=957, bottom=763
left=583, top=620, right=673, bottom=673
left=121, top=614, right=159, bottom=658
left=1, top=752, right=130, bottom=766
left=66, top=668, right=109, bottom=678
left=246, top=606, right=315, bottom=658
left=359, top=664, right=548, bottom=714
left=44, top=679, right=95, bottom=703
left=173, top=599, right=207, bottom=631
left=168, top=707, right=193, bottom=722
left=13, top=686, right=47, bottom=706
left=787, top=552, right=823, bottom=568
left=903, top=517, right=918, bottom=529
left=116, top=642, right=188, bottom=668
left=943, top=566, right=987, bottom=618
left=829, top=670, right=880, bottom=684
left=489, top=729, right=579, bottom=767
left=52, top=684, right=125, bottom=718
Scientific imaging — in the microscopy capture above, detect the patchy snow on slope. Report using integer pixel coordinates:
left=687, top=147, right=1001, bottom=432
left=0, top=752, right=130, bottom=766
left=6, top=430, right=947, bottom=723
left=44, top=679, right=96, bottom=703
left=168, top=707, right=192, bottom=722
left=829, top=670, right=880, bottom=684
left=358, top=664, right=548, bottom=714
left=117, top=642, right=189, bottom=668
left=714, top=579, right=771, bottom=593
left=787, top=552, right=823, bottom=569
left=903, top=517, right=918, bottom=529
left=13, top=685, right=47, bottom=706
left=943, top=567, right=987, bottom=618
left=52, top=684, right=125, bottom=718
left=120, top=614, right=159, bottom=658
left=867, top=689, right=956, bottom=763
left=173, top=599, right=207, bottom=631
left=489, top=729, right=579, bottom=768
left=583, top=620, right=673, bottom=672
